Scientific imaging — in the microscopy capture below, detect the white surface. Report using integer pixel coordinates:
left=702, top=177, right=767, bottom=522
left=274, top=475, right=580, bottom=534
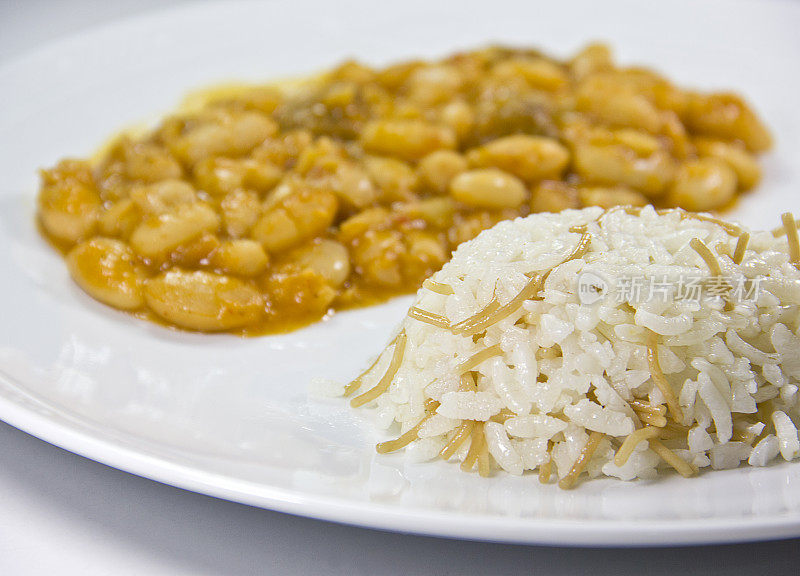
left=0, top=0, right=797, bottom=573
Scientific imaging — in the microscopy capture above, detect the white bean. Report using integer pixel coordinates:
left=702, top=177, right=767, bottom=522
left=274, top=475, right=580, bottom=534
left=130, top=202, right=220, bottom=262
left=67, top=238, right=144, bottom=310
left=144, top=269, right=264, bottom=331
left=289, top=239, right=350, bottom=287
left=210, top=239, right=269, bottom=277
left=449, top=169, right=527, bottom=209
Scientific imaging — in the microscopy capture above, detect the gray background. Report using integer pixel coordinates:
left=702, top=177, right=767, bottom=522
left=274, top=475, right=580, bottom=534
left=1, top=1, right=799, bottom=573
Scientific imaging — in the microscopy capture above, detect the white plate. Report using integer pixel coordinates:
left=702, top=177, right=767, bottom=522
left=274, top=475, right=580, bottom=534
left=2, top=0, right=800, bottom=547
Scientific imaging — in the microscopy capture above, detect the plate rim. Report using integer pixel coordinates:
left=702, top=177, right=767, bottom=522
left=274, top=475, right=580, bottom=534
left=3, top=371, right=800, bottom=547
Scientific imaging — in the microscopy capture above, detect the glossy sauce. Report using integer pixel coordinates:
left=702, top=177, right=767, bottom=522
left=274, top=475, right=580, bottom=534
left=36, top=43, right=771, bottom=335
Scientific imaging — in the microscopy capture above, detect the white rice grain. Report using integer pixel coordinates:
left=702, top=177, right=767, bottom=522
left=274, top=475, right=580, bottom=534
left=698, top=372, right=733, bottom=443
left=563, top=399, right=634, bottom=437
left=749, top=435, right=780, bottom=466
left=505, top=414, right=568, bottom=439
left=772, top=410, right=800, bottom=461
left=484, top=422, right=525, bottom=475
left=340, top=208, right=800, bottom=485
left=436, top=391, right=504, bottom=420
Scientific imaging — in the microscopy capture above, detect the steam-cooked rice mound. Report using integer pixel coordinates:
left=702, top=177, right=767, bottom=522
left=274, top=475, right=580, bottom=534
left=341, top=206, right=800, bottom=488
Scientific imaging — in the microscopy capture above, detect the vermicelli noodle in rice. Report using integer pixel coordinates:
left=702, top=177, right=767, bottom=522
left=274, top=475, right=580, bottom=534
left=338, top=206, right=800, bottom=488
